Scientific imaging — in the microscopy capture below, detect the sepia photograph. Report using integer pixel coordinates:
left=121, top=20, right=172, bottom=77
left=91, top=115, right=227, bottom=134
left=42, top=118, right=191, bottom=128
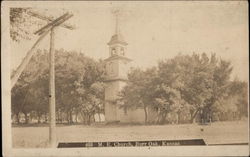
left=1, top=1, right=249, bottom=156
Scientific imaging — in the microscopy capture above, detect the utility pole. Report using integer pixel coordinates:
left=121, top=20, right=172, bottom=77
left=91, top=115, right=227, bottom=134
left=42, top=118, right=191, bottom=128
left=33, top=13, right=74, bottom=148
left=49, top=27, right=56, bottom=147
left=11, top=11, right=74, bottom=148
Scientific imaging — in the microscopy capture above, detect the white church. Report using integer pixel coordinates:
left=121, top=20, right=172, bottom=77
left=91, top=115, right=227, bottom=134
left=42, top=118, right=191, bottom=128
left=103, top=13, right=156, bottom=124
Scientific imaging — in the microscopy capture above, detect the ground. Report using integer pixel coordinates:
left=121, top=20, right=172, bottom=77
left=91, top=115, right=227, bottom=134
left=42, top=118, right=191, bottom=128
left=12, top=120, right=248, bottom=148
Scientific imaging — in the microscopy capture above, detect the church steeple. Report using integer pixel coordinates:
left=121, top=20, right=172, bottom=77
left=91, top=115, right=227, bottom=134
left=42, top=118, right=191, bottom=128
left=108, top=10, right=127, bottom=56
left=104, top=10, right=132, bottom=123
left=115, top=10, right=119, bottom=35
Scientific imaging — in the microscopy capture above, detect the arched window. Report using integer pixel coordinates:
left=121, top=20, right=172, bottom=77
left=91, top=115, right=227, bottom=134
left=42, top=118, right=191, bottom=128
left=120, top=47, right=125, bottom=56
left=111, top=48, right=116, bottom=56
left=109, top=62, right=114, bottom=74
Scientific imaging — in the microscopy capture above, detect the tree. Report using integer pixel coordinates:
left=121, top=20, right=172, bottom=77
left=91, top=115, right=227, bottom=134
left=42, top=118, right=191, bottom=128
left=77, top=60, right=106, bottom=125
left=153, top=85, right=182, bottom=124
left=78, top=83, right=104, bottom=125
left=11, top=49, right=49, bottom=124
left=120, top=53, right=236, bottom=124
left=10, top=8, right=30, bottom=42
left=164, top=53, right=232, bottom=123
left=119, top=67, right=158, bottom=124
left=11, top=48, right=106, bottom=125
left=54, top=49, right=106, bottom=124
left=213, top=79, right=249, bottom=120
left=28, top=77, right=49, bottom=123
left=205, top=57, right=233, bottom=121
left=157, top=55, right=188, bottom=123
left=11, top=82, right=27, bottom=123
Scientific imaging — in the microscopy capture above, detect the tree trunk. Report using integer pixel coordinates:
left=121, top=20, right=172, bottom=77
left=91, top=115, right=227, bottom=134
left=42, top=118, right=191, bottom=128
left=67, top=111, right=71, bottom=124
left=162, top=112, right=167, bottom=124
left=70, top=111, right=73, bottom=124
left=58, top=111, right=64, bottom=123
left=66, top=112, right=69, bottom=123
left=155, top=108, right=160, bottom=124
left=143, top=106, right=148, bottom=124
left=85, top=114, right=88, bottom=125
left=60, top=112, right=63, bottom=123
left=98, top=113, right=101, bottom=122
left=16, top=113, right=20, bottom=124
left=158, top=111, right=167, bottom=125
left=75, top=112, right=78, bottom=123
left=177, top=111, right=181, bottom=124
left=87, top=114, right=91, bottom=125
left=45, top=113, right=48, bottom=123
left=81, top=113, right=86, bottom=124
left=24, top=113, right=29, bottom=124
left=190, top=109, right=199, bottom=123
left=37, top=112, right=41, bottom=124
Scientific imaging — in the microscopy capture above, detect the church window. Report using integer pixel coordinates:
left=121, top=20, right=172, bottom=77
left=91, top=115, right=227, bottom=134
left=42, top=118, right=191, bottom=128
left=120, top=47, right=124, bottom=56
left=108, top=62, right=113, bottom=74
left=111, top=48, right=116, bottom=56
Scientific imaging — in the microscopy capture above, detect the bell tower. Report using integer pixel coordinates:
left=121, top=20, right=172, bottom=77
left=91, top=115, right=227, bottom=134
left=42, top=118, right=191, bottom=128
left=104, top=10, right=132, bottom=122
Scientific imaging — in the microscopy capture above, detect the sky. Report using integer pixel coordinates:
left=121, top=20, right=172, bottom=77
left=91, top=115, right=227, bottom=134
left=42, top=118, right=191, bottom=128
left=10, top=1, right=248, bottom=81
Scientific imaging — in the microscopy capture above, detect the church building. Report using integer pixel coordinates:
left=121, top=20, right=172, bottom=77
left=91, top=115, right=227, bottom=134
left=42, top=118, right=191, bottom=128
left=104, top=13, right=148, bottom=124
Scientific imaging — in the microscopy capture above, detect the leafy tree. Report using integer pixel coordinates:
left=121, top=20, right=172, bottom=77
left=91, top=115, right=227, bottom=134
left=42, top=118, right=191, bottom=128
left=119, top=67, right=158, bottom=124
left=156, top=58, right=187, bottom=124
left=10, top=8, right=30, bottom=42
left=54, top=49, right=105, bottom=124
left=78, top=82, right=105, bottom=125
left=153, top=85, right=182, bottom=124
left=162, top=53, right=232, bottom=123
left=11, top=82, right=27, bottom=123
left=11, top=48, right=106, bottom=125
left=11, top=49, right=49, bottom=123
left=28, top=77, right=49, bottom=123
left=120, top=53, right=234, bottom=124
left=216, top=79, right=249, bottom=120
left=77, top=60, right=106, bottom=125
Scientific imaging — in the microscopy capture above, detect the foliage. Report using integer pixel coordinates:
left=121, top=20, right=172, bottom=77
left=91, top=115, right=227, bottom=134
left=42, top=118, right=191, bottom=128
left=10, top=8, right=32, bottom=42
left=120, top=53, right=246, bottom=124
left=11, top=49, right=106, bottom=124
left=119, top=67, right=158, bottom=124
left=11, top=51, right=247, bottom=125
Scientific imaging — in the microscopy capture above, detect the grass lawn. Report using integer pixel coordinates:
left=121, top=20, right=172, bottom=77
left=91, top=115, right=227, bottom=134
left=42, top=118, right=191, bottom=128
left=12, top=120, right=248, bottom=148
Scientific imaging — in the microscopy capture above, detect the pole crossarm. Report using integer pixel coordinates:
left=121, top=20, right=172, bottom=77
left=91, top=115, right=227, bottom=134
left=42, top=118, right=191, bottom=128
left=26, top=10, right=75, bottom=30
left=34, top=13, right=74, bottom=36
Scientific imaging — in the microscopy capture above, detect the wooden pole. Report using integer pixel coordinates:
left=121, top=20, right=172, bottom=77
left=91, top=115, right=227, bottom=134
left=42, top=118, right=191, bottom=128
left=49, top=27, right=56, bottom=148
left=11, top=30, right=49, bottom=88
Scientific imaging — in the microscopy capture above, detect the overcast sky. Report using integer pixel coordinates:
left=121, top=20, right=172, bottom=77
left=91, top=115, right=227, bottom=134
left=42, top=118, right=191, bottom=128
left=10, top=1, right=248, bottom=81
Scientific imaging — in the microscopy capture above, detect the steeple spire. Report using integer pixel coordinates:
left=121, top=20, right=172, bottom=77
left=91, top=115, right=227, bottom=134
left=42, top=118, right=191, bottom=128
left=114, top=10, right=119, bottom=34
left=108, top=9, right=127, bottom=46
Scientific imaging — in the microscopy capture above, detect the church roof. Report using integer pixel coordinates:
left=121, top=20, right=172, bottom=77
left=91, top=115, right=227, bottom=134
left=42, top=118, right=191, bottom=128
left=104, top=55, right=132, bottom=62
left=107, top=33, right=128, bottom=46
